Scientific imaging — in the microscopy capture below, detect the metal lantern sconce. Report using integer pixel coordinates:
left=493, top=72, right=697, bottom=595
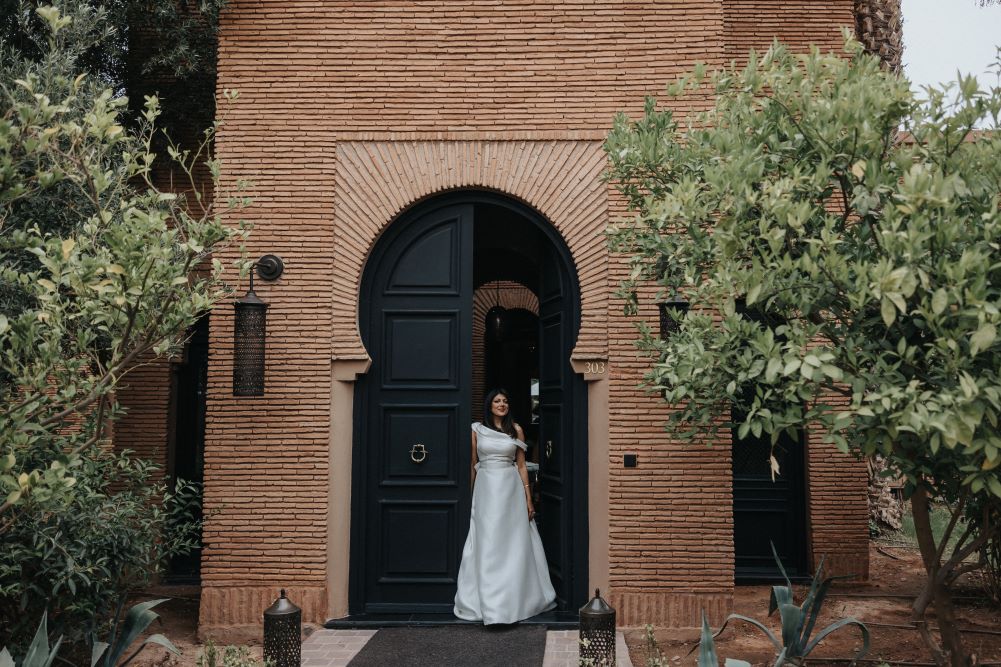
left=658, top=293, right=690, bottom=340
left=579, top=588, right=616, bottom=666
left=263, top=588, right=301, bottom=667
left=233, top=254, right=284, bottom=396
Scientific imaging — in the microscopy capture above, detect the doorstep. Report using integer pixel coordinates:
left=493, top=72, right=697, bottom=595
left=324, top=610, right=579, bottom=629
left=300, top=628, right=633, bottom=667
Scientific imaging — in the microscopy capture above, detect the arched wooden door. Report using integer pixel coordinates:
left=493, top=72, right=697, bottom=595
left=353, top=203, right=475, bottom=613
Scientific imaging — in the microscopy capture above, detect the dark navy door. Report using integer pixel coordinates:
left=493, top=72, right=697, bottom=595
left=732, top=430, right=808, bottom=580
left=354, top=203, right=474, bottom=612
left=732, top=302, right=808, bottom=581
left=535, top=241, right=578, bottom=609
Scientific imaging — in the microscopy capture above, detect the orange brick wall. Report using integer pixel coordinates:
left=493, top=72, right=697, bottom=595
left=115, top=358, right=171, bottom=475
left=724, top=1, right=855, bottom=63
left=184, top=0, right=868, bottom=633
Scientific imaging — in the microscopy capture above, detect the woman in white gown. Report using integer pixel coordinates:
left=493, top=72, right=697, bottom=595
left=453, top=389, right=557, bottom=624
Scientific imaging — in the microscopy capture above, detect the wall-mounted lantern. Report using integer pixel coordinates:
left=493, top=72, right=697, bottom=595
left=579, top=588, right=616, bottom=666
left=658, top=293, right=689, bottom=340
left=233, top=254, right=284, bottom=396
left=263, top=588, right=301, bottom=667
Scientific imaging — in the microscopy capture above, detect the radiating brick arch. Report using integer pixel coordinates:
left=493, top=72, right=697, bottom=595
left=331, top=140, right=608, bottom=364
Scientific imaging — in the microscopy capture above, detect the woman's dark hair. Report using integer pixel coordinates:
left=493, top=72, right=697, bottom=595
left=483, top=388, right=517, bottom=437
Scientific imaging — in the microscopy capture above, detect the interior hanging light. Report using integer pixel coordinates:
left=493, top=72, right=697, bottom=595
left=485, top=280, right=508, bottom=343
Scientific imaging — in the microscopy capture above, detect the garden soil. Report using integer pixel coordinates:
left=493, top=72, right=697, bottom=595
left=129, top=544, right=1001, bottom=666
left=626, top=543, right=1001, bottom=665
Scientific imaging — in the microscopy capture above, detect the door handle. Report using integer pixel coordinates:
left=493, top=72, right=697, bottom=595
left=410, top=443, right=427, bottom=463
left=545, top=440, right=553, bottom=460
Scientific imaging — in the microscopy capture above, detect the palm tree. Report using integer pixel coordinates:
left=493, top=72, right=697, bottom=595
left=854, top=0, right=904, bottom=72
left=855, top=0, right=998, bottom=73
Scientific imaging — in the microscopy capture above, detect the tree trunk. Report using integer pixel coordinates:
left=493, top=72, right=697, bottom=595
left=854, top=0, right=904, bottom=73
left=910, top=487, right=971, bottom=667
left=868, top=456, right=903, bottom=532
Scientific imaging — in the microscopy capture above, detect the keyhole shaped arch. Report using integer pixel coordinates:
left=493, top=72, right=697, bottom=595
left=330, top=140, right=610, bottom=369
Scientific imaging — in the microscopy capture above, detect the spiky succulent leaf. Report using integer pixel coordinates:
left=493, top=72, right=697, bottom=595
left=697, top=611, right=719, bottom=667
left=802, top=618, right=870, bottom=662
left=778, top=602, right=805, bottom=655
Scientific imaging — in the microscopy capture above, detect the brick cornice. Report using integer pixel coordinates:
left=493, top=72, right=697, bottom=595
left=331, top=139, right=609, bottom=364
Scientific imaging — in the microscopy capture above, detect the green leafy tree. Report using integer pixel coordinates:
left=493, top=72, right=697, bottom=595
left=0, top=1, right=247, bottom=654
left=606, top=37, right=1001, bottom=667
left=0, top=0, right=225, bottom=132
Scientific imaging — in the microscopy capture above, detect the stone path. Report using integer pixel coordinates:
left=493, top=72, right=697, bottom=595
left=300, top=628, right=633, bottom=667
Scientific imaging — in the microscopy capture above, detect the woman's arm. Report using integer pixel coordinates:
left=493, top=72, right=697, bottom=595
left=470, top=430, right=478, bottom=491
left=514, top=424, right=534, bottom=521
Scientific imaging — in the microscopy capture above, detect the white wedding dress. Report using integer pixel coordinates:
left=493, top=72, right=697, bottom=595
left=453, top=422, right=557, bottom=624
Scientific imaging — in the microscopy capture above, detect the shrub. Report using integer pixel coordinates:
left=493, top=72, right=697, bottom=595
left=0, top=450, right=199, bottom=653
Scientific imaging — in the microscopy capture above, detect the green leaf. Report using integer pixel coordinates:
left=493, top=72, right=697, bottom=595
left=931, top=288, right=948, bottom=315
left=697, top=611, right=719, bottom=667
left=765, top=358, right=782, bottom=382
left=988, top=476, right=1001, bottom=498
left=802, top=618, right=870, bottom=661
left=91, top=642, right=109, bottom=667
left=716, top=614, right=781, bottom=650
left=746, top=283, right=762, bottom=306
left=881, top=296, right=896, bottom=327
left=970, top=324, right=996, bottom=356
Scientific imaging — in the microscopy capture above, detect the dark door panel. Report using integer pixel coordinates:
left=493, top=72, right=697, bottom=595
left=732, top=431, right=807, bottom=580
left=355, top=203, right=473, bottom=612
left=536, top=244, right=575, bottom=608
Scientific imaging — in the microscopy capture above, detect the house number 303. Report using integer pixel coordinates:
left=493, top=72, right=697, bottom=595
left=584, top=361, right=606, bottom=374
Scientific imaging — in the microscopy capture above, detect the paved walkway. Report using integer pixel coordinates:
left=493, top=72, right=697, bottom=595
left=301, top=628, right=633, bottom=667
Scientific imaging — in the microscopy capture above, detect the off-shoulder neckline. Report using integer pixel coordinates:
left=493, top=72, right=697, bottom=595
left=472, top=422, right=527, bottom=451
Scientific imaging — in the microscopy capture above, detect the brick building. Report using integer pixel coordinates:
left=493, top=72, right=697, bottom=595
left=116, top=1, right=871, bottom=639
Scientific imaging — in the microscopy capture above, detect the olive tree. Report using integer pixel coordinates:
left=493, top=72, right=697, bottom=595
left=606, top=38, right=1001, bottom=666
left=0, top=0, right=247, bottom=542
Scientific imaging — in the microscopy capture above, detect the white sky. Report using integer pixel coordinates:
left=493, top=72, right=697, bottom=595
left=902, top=0, right=1001, bottom=91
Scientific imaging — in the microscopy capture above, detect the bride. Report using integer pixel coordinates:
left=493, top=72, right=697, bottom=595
left=453, top=388, right=557, bottom=624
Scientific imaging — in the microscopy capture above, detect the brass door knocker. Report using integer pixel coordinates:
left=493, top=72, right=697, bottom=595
left=410, top=443, right=427, bottom=464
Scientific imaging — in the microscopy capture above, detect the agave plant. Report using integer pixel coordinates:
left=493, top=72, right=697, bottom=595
left=0, top=613, right=63, bottom=667
left=90, top=598, right=179, bottom=667
left=709, top=548, right=869, bottom=666
left=695, top=610, right=764, bottom=667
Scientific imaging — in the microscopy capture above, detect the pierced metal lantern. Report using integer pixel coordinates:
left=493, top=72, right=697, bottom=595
left=232, top=288, right=267, bottom=396
left=485, top=305, right=508, bottom=343
left=579, top=588, right=616, bottom=666
left=263, top=589, right=301, bottom=667
left=658, top=294, right=690, bottom=340
left=232, top=255, right=284, bottom=396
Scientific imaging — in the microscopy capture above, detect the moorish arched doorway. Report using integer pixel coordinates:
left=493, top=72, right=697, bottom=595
left=349, top=191, right=588, bottom=617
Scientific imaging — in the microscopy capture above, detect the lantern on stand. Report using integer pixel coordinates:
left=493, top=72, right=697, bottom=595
left=263, top=589, right=301, bottom=667
left=579, top=588, right=616, bottom=666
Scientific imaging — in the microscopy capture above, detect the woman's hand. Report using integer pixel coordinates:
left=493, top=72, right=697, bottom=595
left=527, top=502, right=536, bottom=522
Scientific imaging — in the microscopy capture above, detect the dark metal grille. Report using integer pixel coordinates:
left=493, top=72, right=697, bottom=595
left=233, top=299, right=267, bottom=396
left=658, top=299, right=689, bottom=340
left=263, top=590, right=301, bottom=667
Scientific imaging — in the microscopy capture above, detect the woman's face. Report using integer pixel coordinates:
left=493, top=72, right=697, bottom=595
left=491, top=393, right=509, bottom=418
